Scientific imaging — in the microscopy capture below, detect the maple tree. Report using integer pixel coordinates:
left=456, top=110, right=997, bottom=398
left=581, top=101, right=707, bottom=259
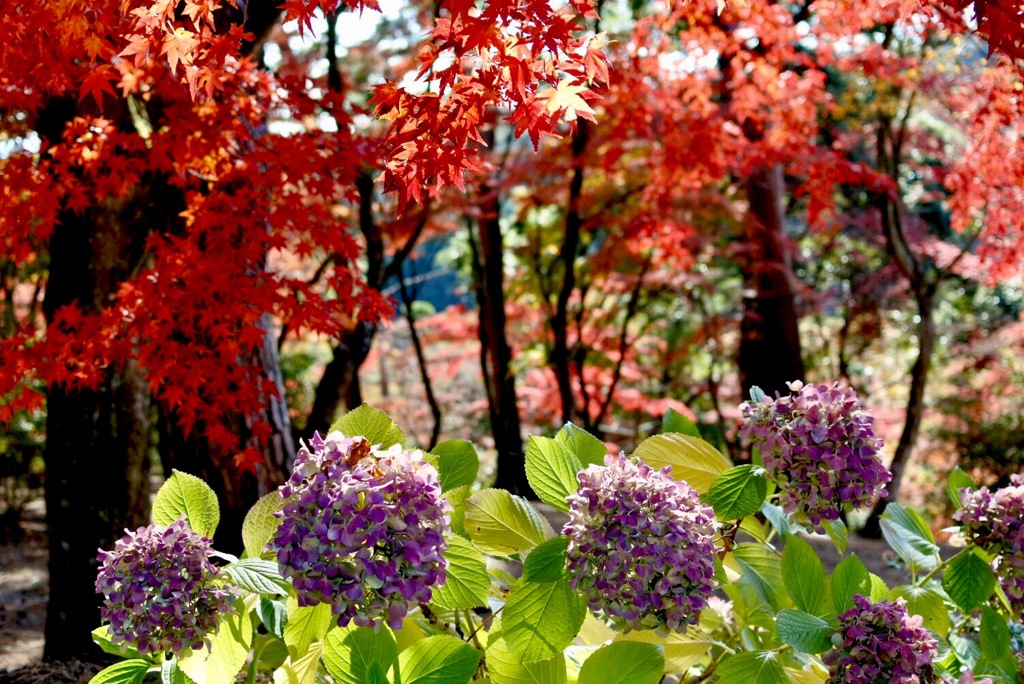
left=0, top=0, right=606, bottom=660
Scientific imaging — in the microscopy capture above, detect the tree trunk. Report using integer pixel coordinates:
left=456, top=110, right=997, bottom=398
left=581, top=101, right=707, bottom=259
left=305, top=322, right=374, bottom=436
left=469, top=188, right=530, bottom=496
left=550, top=122, right=589, bottom=425
left=42, top=191, right=153, bottom=662
left=737, top=164, right=805, bottom=399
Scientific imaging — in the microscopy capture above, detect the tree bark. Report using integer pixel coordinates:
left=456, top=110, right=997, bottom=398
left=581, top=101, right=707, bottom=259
left=469, top=185, right=530, bottom=496
left=41, top=168, right=153, bottom=661
left=737, top=164, right=805, bottom=399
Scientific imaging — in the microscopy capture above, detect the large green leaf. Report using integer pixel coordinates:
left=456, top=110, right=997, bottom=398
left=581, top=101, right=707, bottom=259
left=486, top=636, right=566, bottom=684
left=715, top=651, right=789, bottom=684
left=503, top=576, right=587, bottom=663
left=329, top=403, right=405, bottom=448
left=942, top=549, right=996, bottom=612
left=272, top=641, right=322, bottom=684
left=521, top=536, right=569, bottom=583
left=555, top=422, right=608, bottom=468
left=242, top=491, right=286, bottom=559
left=431, top=535, right=492, bottom=611
left=525, top=436, right=581, bottom=513
left=661, top=407, right=702, bottom=438
left=880, top=504, right=939, bottom=574
left=283, top=599, right=333, bottom=658
left=617, top=628, right=716, bottom=674
left=257, top=598, right=288, bottom=640
left=633, top=433, right=730, bottom=493
left=705, top=465, right=768, bottom=521
left=152, top=470, right=220, bottom=538
left=464, top=489, right=552, bottom=557
left=775, top=609, right=833, bottom=654
left=731, top=543, right=787, bottom=611
left=398, top=635, right=482, bottom=684
left=891, top=585, right=951, bottom=635
left=979, top=606, right=1012, bottom=662
left=88, top=660, right=151, bottom=684
left=427, top=440, right=480, bottom=492
left=223, top=558, right=290, bottom=596
left=823, top=519, right=848, bottom=555
left=577, top=642, right=664, bottom=684
left=830, top=554, right=870, bottom=614
left=781, top=536, right=830, bottom=618
left=178, top=600, right=253, bottom=684
left=322, top=624, right=398, bottom=684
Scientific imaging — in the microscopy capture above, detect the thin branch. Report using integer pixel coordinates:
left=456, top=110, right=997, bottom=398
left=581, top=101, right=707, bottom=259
left=397, top=266, right=443, bottom=450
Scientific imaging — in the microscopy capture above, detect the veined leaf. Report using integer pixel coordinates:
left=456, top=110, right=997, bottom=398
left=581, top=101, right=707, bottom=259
left=152, top=470, right=220, bottom=538
left=323, top=624, right=398, bottom=684
left=431, top=535, right=491, bottom=610
left=705, top=465, right=768, bottom=520
left=525, top=436, right=581, bottom=513
left=486, top=636, right=567, bottom=684
left=942, top=549, right=995, bottom=612
left=715, top=651, right=789, bottom=684
left=241, top=491, right=286, bottom=559
left=329, top=403, right=405, bottom=448
left=555, top=422, right=608, bottom=468
left=633, top=433, right=730, bottom=493
left=464, top=489, right=552, bottom=557
left=427, top=440, right=480, bottom=492
left=398, top=634, right=482, bottom=684
left=775, top=609, right=833, bottom=654
left=503, top=576, right=587, bottom=663
left=781, top=536, right=831, bottom=618
left=577, top=642, right=663, bottom=684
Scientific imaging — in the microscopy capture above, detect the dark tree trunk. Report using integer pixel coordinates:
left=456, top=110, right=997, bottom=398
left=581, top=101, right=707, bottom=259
left=469, top=186, right=530, bottom=496
left=737, top=164, right=805, bottom=399
left=550, top=122, right=589, bottom=426
left=42, top=180, right=153, bottom=662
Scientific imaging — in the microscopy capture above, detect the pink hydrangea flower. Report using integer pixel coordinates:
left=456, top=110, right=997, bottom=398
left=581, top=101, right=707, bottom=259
left=740, top=381, right=892, bottom=527
left=95, top=516, right=234, bottom=656
left=271, top=432, right=450, bottom=630
left=563, top=453, right=718, bottom=632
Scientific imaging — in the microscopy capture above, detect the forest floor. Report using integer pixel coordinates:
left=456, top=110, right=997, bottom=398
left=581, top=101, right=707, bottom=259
left=0, top=498, right=922, bottom=683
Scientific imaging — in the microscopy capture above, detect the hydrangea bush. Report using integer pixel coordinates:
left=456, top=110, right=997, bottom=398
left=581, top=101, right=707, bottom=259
left=88, top=396, right=1024, bottom=684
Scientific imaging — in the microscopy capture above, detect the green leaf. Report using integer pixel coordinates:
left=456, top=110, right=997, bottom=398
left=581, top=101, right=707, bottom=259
left=431, top=535, right=492, bottom=611
left=775, top=609, right=833, bottom=654
left=880, top=504, right=939, bottom=574
left=525, top=436, right=581, bottom=514
left=330, top=403, right=405, bottom=448
left=578, top=642, right=664, bottom=684
left=633, top=433, right=730, bottom=493
left=556, top=422, right=608, bottom=468
left=283, top=599, right=333, bottom=658
left=947, top=468, right=974, bottom=510
left=617, top=628, right=715, bottom=674
left=322, top=624, right=398, bottom=684
left=731, top=543, right=787, bottom=611
left=831, top=554, right=870, bottom=614
left=242, top=491, right=286, bottom=559
left=705, top=465, right=768, bottom=521
left=444, top=484, right=471, bottom=538
left=486, top=636, right=566, bottom=684
left=868, top=573, right=890, bottom=602
left=979, top=606, right=1011, bottom=662
left=714, top=651, right=789, bottom=684
left=398, top=634, right=482, bottom=684
left=427, top=440, right=480, bottom=492
left=160, top=658, right=187, bottom=684
left=88, top=659, right=151, bottom=684
left=91, top=626, right=145, bottom=660
left=891, top=585, right=950, bottom=636
left=464, top=489, right=552, bottom=557
left=178, top=600, right=253, bottom=684
left=503, top=576, right=587, bottom=663
left=152, top=470, right=220, bottom=538
left=522, top=536, right=569, bottom=583
left=782, top=536, right=831, bottom=617
left=943, top=548, right=996, bottom=612
left=272, top=641, right=322, bottom=684
left=760, top=502, right=791, bottom=538
left=661, top=407, right=702, bottom=438
left=223, top=558, right=290, bottom=596
left=258, top=598, right=288, bottom=640
left=823, top=519, right=848, bottom=555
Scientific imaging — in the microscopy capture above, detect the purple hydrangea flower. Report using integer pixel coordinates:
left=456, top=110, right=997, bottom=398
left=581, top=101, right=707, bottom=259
left=270, top=432, right=451, bottom=630
left=740, top=380, right=892, bottom=527
left=954, top=474, right=1024, bottom=618
left=825, top=595, right=937, bottom=684
left=94, top=516, right=234, bottom=656
left=562, top=453, right=718, bottom=633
